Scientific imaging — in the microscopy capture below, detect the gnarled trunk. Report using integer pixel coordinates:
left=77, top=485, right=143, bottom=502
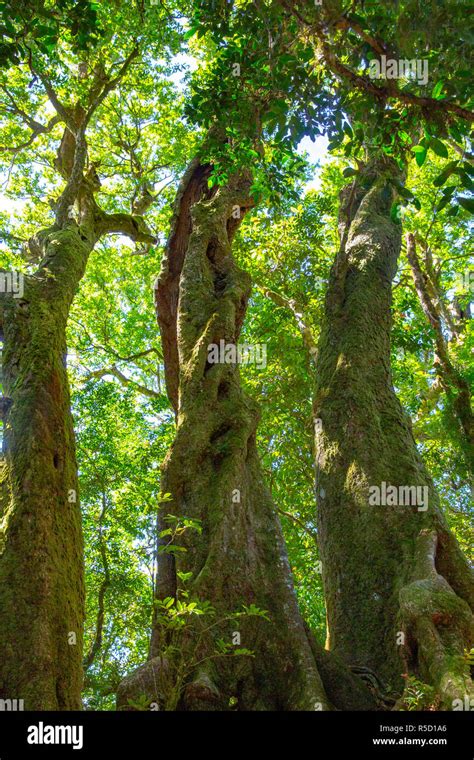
left=118, top=162, right=334, bottom=711
left=314, top=158, right=474, bottom=709
left=0, top=227, right=93, bottom=709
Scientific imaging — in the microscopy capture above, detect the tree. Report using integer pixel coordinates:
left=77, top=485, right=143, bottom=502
left=0, top=0, right=471, bottom=714
left=313, top=156, right=473, bottom=708
left=117, top=157, right=335, bottom=710
left=0, top=1, right=180, bottom=708
left=155, top=0, right=474, bottom=708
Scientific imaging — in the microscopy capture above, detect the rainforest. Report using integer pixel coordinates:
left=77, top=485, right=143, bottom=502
left=0, top=0, right=472, bottom=729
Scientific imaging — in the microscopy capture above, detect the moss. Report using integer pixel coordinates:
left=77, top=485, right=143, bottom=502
left=314, top=160, right=474, bottom=703
left=0, top=227, right=90, bottom=709
left=129, top=175, right=332, bottom=711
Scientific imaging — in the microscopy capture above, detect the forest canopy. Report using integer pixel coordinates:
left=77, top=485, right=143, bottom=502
left=0, top=0, right=472, bottom=717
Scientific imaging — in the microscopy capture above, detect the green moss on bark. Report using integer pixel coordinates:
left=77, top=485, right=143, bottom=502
left=121, top=171, right=332, bottom=711
left=0, top=226, right=91, bottom=709
left=314, top=159, right=474, bottom=706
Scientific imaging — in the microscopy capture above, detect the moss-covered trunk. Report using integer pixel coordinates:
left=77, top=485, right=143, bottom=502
left=0, top=226, right=93, bottom=709
left=118, top=162, right=336, bottom=711
left=314, top=158, right=474, bottom=708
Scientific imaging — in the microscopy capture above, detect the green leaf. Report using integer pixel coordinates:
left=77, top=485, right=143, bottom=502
left=458, top=196, right=474, bottom=213
left=431, top=81, right=444, bottom=100
left=184, top=25, right=199, bottom=39
left=392, top=179, right=414, bottom=201
left=433, top=162, right=458, bottom=186
left=448, top=124, right=462, bottom=142
left=390, top=202, right=403, bottom=224
left=429, top=138, right=449, bottom=158
left=435, top=196, right=450, bottom=212
left=441, top=185, right=456, bottom=196
left=411, top=146, right=427, bottom=167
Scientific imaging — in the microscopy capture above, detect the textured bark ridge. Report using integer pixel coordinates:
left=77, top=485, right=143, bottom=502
left=0, top=228, right=92, bottom=709
left=118, top=161, right=332, bottom=711
left=314, top=157, right=474, bottom=708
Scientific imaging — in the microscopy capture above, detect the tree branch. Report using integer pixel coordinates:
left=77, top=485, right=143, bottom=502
left=257, top=283, right=318, bottom=363
left=277, top=0, right=474, bottom=123
left=407, top=233, right=473, bottom=470
left=84, top=365, right=162, bottom=400
left=56, top=124, right=88, bottom=227
left=85, top=45, right=139, bottom=126
left=277, top=508, right=318, bottom=543
left=30, top=66, right=73, bottom=128
left=94, top=208, right=156, bottom=244
left=84, top=492, right=111, bottom=672
left=0, top=86, right=62, bottom=154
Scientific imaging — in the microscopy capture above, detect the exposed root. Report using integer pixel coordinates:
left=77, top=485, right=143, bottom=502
left=399, top=529, right=474, bottom=709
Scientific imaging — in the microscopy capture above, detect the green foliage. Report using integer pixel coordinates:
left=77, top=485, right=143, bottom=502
left=184, top=0, right=473, bottom=202
left=464, top=648, right=474, bottom=668
left=139, top=516, right=268, bottom=711
left=0, top=0, right=472, bottom=710
left=0, top=0, right=103, bottom=67
left=399, top=675, right=439, bottom=711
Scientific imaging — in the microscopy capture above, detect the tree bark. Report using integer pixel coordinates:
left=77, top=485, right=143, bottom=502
left=313, top=157, right=474, bottom=708
left=118, top=161, right=334, bottom=711
left=0, top=136, right=154, bottom=710
left=0, top=226, right=93, bottom=709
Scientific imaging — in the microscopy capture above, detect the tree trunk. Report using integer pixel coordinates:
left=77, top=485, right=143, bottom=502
left=118, top=161, right=335, bottom=711
left=314, top=157, right=474, bottom=709
left=0, top=52, right=154, bottom=709
left=0, top=226, right=93, bottom=709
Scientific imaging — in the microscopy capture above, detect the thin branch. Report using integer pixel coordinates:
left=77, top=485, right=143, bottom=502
left=277, top=508, right=318, bottom=544
left=69, top=318, right=162, bottom=362
left=0, top=89, right=62, bottom=154
left=85, top=45, right=139, bottom=126
left=406, top=233, right=473, bottom=469
left=84, top=491, right=111, bottom=672
left=256, top=283, right=318, bottom=363
left=84, top=365, right=162, bottom=400
left=448, top=140, right=474, bottom=164
left=30, top=66, right=73, bottom=128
